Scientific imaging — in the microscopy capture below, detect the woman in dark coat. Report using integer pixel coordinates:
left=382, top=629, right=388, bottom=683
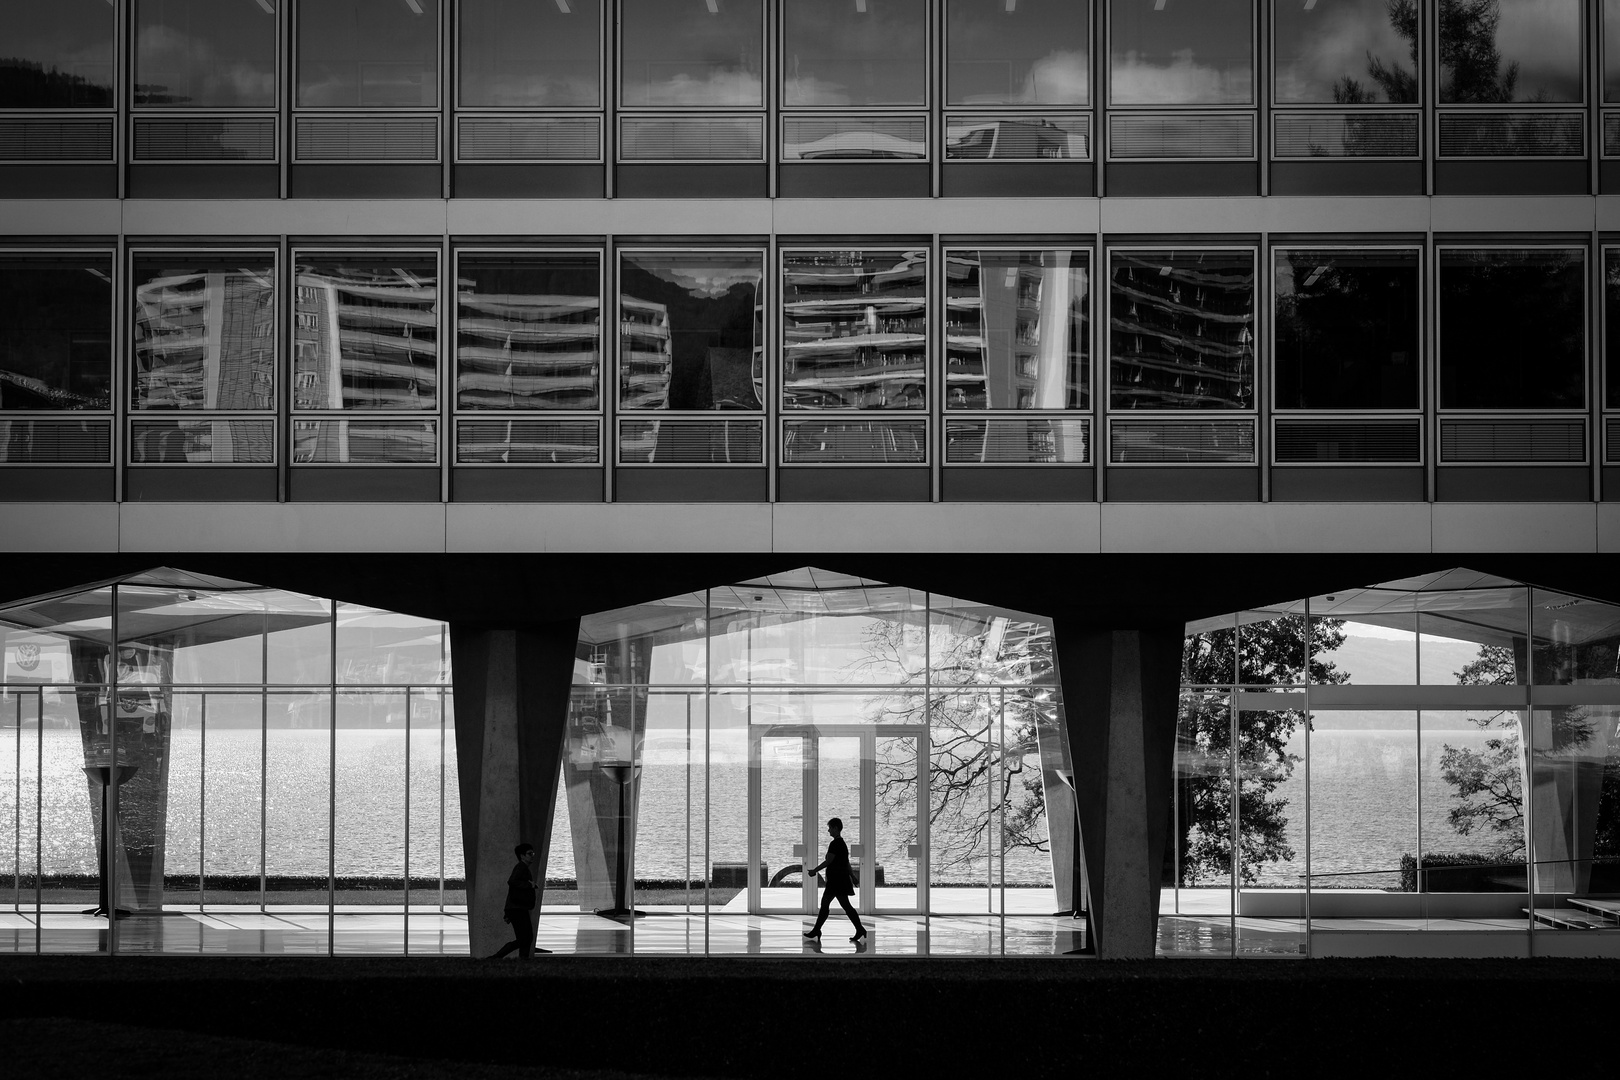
left=804, top=817, right=866, bottom=941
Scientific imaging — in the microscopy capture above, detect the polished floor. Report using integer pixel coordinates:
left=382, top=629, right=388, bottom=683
left=0, top=905, right=1088, bottom=957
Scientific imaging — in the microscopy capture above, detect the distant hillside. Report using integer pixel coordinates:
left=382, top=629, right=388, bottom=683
left=1319, top=632, right=1486, bottom=686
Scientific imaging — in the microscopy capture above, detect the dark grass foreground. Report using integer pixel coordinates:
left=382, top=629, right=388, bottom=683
left=3, top=956, right=1617, bottom=1078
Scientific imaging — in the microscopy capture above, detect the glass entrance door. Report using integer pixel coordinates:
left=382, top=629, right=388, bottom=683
left=748, top=725, right=927, bottom=915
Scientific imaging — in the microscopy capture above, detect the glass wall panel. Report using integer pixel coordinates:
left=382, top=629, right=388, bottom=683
left=708, top=578, right=927, bottom=686
left=264, top=691, right=324, bottom=924
left=1274, top=0, right=1419, bottom=104
left=1438, top=248, right=1584, bottom=411
left=1607, top=0, right=1620, bottom=102
left=265, top=593, right=333, bottom=686
left=1420, top=708, right=1528, bottom=924
left=1310, top=710, right=1417, bottom=895
left=1161, top=691, right=1234, bottom=957
left=1439, top=0, right=1582, bottom=103
left=1235, top=702, right=1307, bottom=955
left=296, top=0, right=440, bottom=108
left=203, top=692, right=263, bottom=906
left=293, top=255, right=439, bottom=412
left=134, top=0, right=278, bottom=108
left=456, top=253, right=601, bottom=412
left=1607, top=249, right=1620, bottom=410
left=0, top=254, right=113, bottom=412
left=334, top=692, right=406, bottom=945
left=459, top=0, right=601, bottom=108
left=634, top=690, right=698, bottom=912
left=946, top=0, right=1089, bottom=106
left=41, top=687, right=103, bottom=951
left=162, top=691, right=203, bottom=910
left=618, top=251, right=763, bottom=411
left=782, top=0, right=928, bottom=108
left=1311, top=599, right=1417, bottom=685
left=0, top=0, right=115, bottom=108
left=1273, top=248, right=1420, bottom=411
left=1109, top=249, right=1254, bottom=411
left=132, top=254, right=275, bottom=412
left=441, top=691, right=465, bottom=911
left=1109, top=0, right=1253, bottom=106
left=1238, top=609, right=1308, bottom=686
left=407, top=687, right=444, bottom=911
left=620, top=0, right=763, bottom=107
left=944, top=250, right=1089, bottom=411
left=707, top=691, right=749, bottom=940
left=336, top=606, right=447, bottom=686
left=781, top=249, right=928, bottom=411
left=1529, top=706, right=1620, bottom=903
left=0, top=692, right=18, bottom=912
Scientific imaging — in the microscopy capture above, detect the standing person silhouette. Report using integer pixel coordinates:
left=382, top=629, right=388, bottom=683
left=804, top=818, right=866, bottom=942
left=489, top=842, right=549, bottom=958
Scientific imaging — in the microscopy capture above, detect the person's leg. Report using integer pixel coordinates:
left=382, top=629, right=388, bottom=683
left=491, top=917, right=520, bottom=959
left=809, top=887, right=835, bottom=934
left=513, top=909, right=534, bottom=959
left=836, top=892, right=865, bottom=936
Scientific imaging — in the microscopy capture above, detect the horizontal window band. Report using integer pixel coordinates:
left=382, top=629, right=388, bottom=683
left=1110, top=419, right=1257, bottom=464
left=618, top=418, right=763, bottom=465
left=0, top=419, right=113, bottom=464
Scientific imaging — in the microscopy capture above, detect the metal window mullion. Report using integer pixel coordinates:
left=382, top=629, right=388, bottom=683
left=438, top=685, right=445, bottom=912
left=403, top=688, right=411, bottom=954
left=328, top=604, right=337, bottom=955
left=107, top=586, right=119, bottom=955
left=1525, top=586, right=1538, bottom=949
left=1303, top=598, right=1312, bottom=956
left=35, top=685, right=42, bottom=954
left=200, top=692, right=208, bottom=911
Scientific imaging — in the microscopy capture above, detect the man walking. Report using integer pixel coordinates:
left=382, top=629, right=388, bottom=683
left=490, top=842, right=548, bottom=958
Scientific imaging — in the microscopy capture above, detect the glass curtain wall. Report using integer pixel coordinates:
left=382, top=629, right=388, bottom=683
left=0, top=0, right=116, bottom=108
left=618, top=0, right=765, bottom=162
left=945, top=0, right=1090, bottom=162
left=554, top=567, right=1070, bottom=932
left=0, top=569, right=458, bottom=955
left=1172, top=569, right=1620, bottom=958
left=781, top=0, right=929, bottom=160
left=133, top=0, right=278, bottom=109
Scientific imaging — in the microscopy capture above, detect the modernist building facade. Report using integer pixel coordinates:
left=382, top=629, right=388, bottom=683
left=3, top=0, right=1620, bottom=959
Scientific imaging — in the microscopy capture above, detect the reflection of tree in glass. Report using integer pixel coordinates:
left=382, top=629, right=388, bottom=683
left=857, top=617, right=1056, bottom=878
left=1441, top=646, right=1620, bottom=864
left=1176, top=617, right=1346, bottom=886
left=1438, top=0, right=1518, bottom=104
left=1333, top=0, right=1419, bottom=106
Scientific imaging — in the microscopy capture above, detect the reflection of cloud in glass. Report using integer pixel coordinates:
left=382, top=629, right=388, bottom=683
left=1022, top=51, right=1090, bottom=105
left=1111, top=50, right=1253, bottom=106
left=1275, top=0, right=1412, bottom=104
left=137, top=27, right=275, bottom=106
left=627, top=70, right=762, bottom=107
left=1493, top=0, right=1582, bottom=102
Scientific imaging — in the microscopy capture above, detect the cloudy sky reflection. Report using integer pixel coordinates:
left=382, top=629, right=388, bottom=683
left=1110, top=0, right=1253, bottom=106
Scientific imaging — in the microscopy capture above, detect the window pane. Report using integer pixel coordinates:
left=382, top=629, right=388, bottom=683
left=1274, top=0, right=1419, bottom=104
left=1110, top=250, right=1254, bottom=410
left=293, top=256, right=439, bottom=411
left=1439, top=249, right=1584, bottom=411
left=1440, top=0, right=1582, bottom=103
left=619, top=251, right=763, bottom=411
left=1109, top=0, right=1252, bottom=106
left=132, top=254, right=276, bottom=412
left=1273, top=249, right=1419, bottom=410
left=134, top=0, right=278, bottom=108
left=1608, top=1, right=1620, bottom=102
left=0, top=0, right=115, bottom=108
left=783, top=0, right=928, bottom=107
left=620, top=0, right=763, bottom=107
left=1608, top=250, right=1620, bottom=409
left=782, top=250, right=928, bottom=411
left=459, top=0, right=600, bottom=108
left=944, top=249, right=1089, bottom=410
left=296, top=0, right=440, bottom=108
left=457, top=254, right=600, bottom=412
left=0, top=255, right=112, bottom=412
left=947, top=0, right=1089, bottom=106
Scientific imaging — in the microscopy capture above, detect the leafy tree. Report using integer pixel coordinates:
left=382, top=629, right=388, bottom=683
left=1333, top=0, right=1419, bottom=105
left=1437, top=646, right=1525, bottom=857
left=1175, top=616, right=1347, bottom=886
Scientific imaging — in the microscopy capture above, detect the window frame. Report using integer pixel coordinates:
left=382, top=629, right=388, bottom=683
left=1433, top=242, right=1590, bottom=420
left=451, top=245, right=606, bottom=469
left=1269, top=243, right=1426, bottom=416
left=126, top=245, right=280, bottom=468
left=1268, top=0, right=1424, bottom=110
left=288, top=245, right=445, bottom=468
left=0, top=245, right=117, bottom=470
left=614, top=244, right=768, bottom=469
left=1104, top=0, right=1257, bottom=111
left=291, top=0, right=445, bottom=112
left=778, top=0, right=934, bottom=113
left=130, top=0, right=284, bottom=113
left=777, top=243, right=932, bottom=468
left=1436, top=0, right=1588, bottom=110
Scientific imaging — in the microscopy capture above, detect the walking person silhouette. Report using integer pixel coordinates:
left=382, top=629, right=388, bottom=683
left=489, top=842, right=549, bottom=958
left=804, top=818, right=866, bottom=943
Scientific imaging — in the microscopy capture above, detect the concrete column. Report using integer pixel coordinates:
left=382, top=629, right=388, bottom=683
left=1052, top=622, right=1183, bottom=959
left=450, top=620, right=579, bottom=958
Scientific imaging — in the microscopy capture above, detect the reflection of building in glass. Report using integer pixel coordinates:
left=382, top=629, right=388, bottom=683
left=618, top=296, right=671, bottom=411
left=945, top=118, right=1082, bottom=159
left=133, top=270, right=275, bottom=412
left=945, top=251, right=1085, bottom=410
left=455, top=287, right=599, bottom=411
left=782, top=251, right=927, bottom=410
left=293, top=264, right=438, bottom=411
left=1110, top=251, right=1253, bottom=410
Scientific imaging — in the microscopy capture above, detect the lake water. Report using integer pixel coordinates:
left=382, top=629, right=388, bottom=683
left=0, top=725, right=1515, bottom=890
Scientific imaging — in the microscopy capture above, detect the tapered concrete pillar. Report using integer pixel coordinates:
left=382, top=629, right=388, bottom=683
left=1052, top=622, right=1183, bottom=959
left=450, top=621, right=578, bottom=959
